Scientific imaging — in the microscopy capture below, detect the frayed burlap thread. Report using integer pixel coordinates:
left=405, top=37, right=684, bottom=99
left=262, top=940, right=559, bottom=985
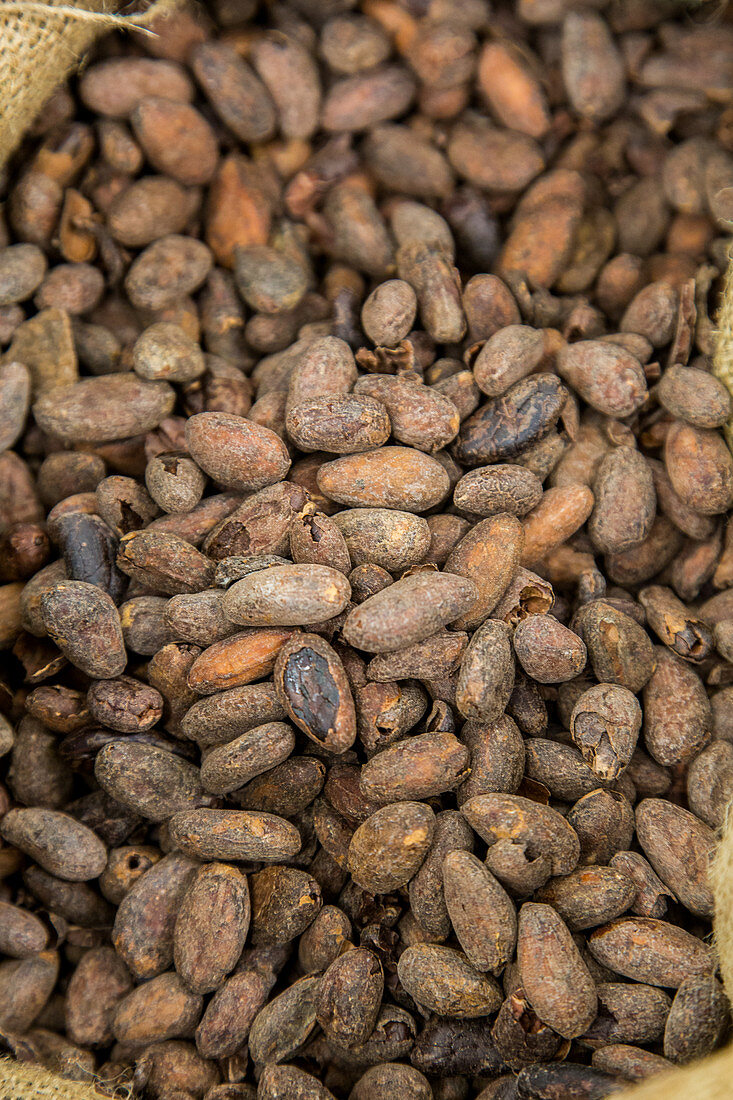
left=0, top=0, right=179, bottom=171
left=0, top=1055, right=126, bottom=1099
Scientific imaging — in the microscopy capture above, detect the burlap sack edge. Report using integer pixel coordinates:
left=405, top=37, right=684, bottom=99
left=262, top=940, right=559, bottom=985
left=0, top=0, right=181, bottom=171
left=0, top=1056, right=119, bottom=1099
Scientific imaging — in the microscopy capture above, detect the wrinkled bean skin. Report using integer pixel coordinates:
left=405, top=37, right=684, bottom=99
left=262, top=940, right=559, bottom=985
left=350, top=1064, right=430, bottom=1100
left=41, top=580, right=127, bottom=678
left=592, top=1045, right=673, bottom=1082
left=462, top=794, right=580, bottom=877
left=287, top=393, right=391, bottom=455
left=443, top=850, right=517, bottom=974
left=112, top=854, right=198, bottom=982
left=575, top=600, right=656, bottom=694
left=343, top=572, right=478, bottom=654
left=588, top=918, right=714, bottom=987
left=200, top=721, right=296, bottom=795
left=579, top=981, right=672, bottom=1048
left=635, top=799, right=715, bottom=919
left=117, top=529, right=215, bottom=595
left=181, top=684, right=285, bottom=747
left=367, top=632, right=467, bottom=682
left=87, top=675, right=163, bottom=733
left=663, top=975, right=730, bottom=1064
left=354, top=375, right=459, bottom=454
left=1, top=809, right=107, bottom=882
left=398, top=944, right=503, bottom=1018
left=408, top=810, right=474, bottom=939
left=456, top=620, right=515, bottom=721
left=454, top=375, right=567, bottom=466
left=458, top=714, right=525, bottom=804
left=94, top=741, right=208, bottom=822
left=347, top=801, right=435, bottom=894
left=333, top=509, right=430, bottom=573
left=250, top=865, right=321, bottom=946
left=316, top=947, right=383, bottom=1046
left=259, top=1065, right=336, bottom=1100
left=557, top=342, right=647, bottom=418
left=589, top=447, right=656, bottom=555
left=454, top=464, right=543, bottom=518
left=643, top=648, right=711, bottom=766
left=33, top=375, right=176, bottom=444
left=445, top=513, right=524, bottom=630
left=411, top=1015, right=506, bottom=1077
left=610, top=850, right=674, bottom=920
left=473, top=325, right=546, bottom=398
left=567, top=788, right=635, bottom=867
left=537, top=867, right=634, bottom=937
left=196, top=968, right=276, bottom=1059
left=169, top=808, right=302, bottom=863
left=173, top=863, right=251, bottom=993
left=687, top=741, right=733, bottom=829
left=513, top=614, right=587, bottom=683
left=517, top=903, right=598, bottom=1039
left=317, top=447, right=451, bottom=513
left=571, top=683, right=641, bottom=780
left=248, top=975, right=321, bottom=1066
left=360, top=730, right=469, bottom=803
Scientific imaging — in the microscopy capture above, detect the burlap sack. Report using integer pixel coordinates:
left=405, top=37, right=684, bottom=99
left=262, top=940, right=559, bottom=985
left=714, top=257, right=733, bottom=454
left=2, top=3, right=733, bottom=1098
left=0, top=1057, right=108, bottom=1098
left=0, top=0, right=179, bottom=170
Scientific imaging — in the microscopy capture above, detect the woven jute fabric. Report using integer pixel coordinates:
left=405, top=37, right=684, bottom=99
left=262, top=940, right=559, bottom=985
left=0, top=0, right=178, bottom=171
left=616, top=1043, right=733, bottom=1099
left=714, top=251, right=733, bottom=454
left=0, top=1056, right=114, bottom=1098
